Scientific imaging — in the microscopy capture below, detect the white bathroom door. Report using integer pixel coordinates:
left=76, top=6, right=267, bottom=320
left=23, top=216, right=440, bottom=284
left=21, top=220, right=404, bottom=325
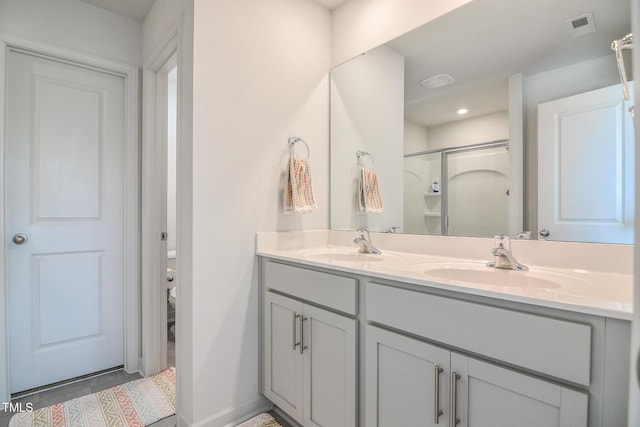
left=6, top=50, right=126, bottom=393
left=538, top=83, right=635, bottom=243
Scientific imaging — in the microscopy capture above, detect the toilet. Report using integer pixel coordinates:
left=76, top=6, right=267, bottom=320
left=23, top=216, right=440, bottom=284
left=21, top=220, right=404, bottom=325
left=167, top=268, right=176, bottom=340
left=167, top=268, right=177, bottom=307
left=168, top=284, right=176, bottom=308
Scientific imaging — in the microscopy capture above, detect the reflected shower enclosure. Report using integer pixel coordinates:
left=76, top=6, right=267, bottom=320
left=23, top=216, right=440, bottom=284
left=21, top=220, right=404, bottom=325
left=403, top=142, right=509, bottom=237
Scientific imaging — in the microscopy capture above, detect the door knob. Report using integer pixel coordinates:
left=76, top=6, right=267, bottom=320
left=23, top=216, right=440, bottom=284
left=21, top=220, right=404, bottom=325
left=12, top=233, right=28, bottom=245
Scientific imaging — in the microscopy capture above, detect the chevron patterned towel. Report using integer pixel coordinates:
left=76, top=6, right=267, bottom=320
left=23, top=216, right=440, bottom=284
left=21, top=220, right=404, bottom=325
left=358, top=167, right=384, bottom=214
left=9, top=368, right=175, bottom=427
left=284, top=154, right=318, bottom=215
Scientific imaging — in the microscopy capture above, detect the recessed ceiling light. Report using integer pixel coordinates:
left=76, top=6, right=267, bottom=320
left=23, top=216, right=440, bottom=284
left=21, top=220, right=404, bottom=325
left=457, top=108, right=468, bottom=115
left=420, top=73, right=455, bottom=89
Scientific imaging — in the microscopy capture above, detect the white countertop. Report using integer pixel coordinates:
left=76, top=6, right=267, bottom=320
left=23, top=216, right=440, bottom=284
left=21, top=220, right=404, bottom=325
left=257, top=231, right=633, bottom=320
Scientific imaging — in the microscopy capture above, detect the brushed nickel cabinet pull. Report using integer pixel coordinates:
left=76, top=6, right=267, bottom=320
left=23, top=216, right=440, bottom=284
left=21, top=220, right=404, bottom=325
left=451, top=372, right=461, bottom=427
left=300, top=316, right=308, bottom=354
left=434, top=365, right=444, bottom=424
left=292, top=313, right=301, bottom=350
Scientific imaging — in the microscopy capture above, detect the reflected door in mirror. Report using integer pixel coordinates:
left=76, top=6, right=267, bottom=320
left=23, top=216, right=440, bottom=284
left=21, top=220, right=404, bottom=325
left=538, top=82, right=634, bottom=244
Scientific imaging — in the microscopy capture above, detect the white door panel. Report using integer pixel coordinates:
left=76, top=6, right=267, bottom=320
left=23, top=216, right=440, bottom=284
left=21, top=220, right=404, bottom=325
left=35, top=78, right=103, bottom=219
left=538, top=83, right=634, bottom=243
left=7, top=50, right=125, bottom=393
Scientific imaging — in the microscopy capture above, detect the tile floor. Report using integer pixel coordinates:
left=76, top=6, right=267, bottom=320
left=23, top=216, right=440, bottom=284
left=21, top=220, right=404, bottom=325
left=0, top=369, right=178, bottom=427
left=0, top=345, right=177, bottom=427
left=0, top=348, right=290, bottom=427
left=0, top=304, right=181, bottom=427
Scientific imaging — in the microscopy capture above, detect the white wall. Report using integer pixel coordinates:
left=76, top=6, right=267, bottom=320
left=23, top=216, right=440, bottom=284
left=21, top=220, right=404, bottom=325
left=524, top=54, right=621, bottom=233
left=181, top=0, right=331, bottom=425
left=331, top=45, right=404, bottom=232
left=142, top=0, right=180, bottom=65
left=142, top=1, right=329, bottom=425
left=331, top=0, right=472, bottom=67
left=404, top=120, right=429, bottom=154
left=0, top=0, right=142, bottom=66
left=426, top=111, right=509, bottom=150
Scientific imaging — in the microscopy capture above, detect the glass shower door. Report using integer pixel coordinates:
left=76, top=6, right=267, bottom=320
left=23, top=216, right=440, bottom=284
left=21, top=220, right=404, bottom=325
left=445, top=144, right=509, bottom=237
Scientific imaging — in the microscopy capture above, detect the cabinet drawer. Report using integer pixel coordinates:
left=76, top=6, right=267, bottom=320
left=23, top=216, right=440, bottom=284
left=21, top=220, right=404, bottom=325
left=367, top=282, right=591, bottom=386
left=264, top=261, right=358, bottom=315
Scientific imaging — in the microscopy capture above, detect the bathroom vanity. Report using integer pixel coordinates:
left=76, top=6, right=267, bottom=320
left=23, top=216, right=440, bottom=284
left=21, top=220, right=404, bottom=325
left=257, top=231, right=632, bottom=427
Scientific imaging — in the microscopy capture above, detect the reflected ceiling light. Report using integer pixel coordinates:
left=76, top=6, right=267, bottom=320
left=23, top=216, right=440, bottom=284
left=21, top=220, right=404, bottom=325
left=420, top=73, right=455, bottom=89
left=457, top=108, right=468, bottom=115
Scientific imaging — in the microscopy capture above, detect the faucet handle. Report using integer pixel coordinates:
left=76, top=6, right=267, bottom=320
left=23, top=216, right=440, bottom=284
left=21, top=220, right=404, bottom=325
left=356, top=227, right=370, bottom=238
left=494, top=234, right=510, bottom=250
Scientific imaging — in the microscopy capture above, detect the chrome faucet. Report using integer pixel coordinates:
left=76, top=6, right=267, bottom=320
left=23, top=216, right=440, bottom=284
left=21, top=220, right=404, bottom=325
left=515, top=230, right=532, bottom=240
left=354, top=228, right=381, bottom=254
left=486, top=235, right=528, bottom=271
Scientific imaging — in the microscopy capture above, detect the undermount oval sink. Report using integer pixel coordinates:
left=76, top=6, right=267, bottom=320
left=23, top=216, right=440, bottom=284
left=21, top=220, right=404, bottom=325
left=412, top=262, right=574, bottom=289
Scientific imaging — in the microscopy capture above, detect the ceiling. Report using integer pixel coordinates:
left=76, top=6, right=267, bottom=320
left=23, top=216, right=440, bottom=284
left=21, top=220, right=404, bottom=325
left=77, top=0, right=349, bottom=21
left=76, top=0, right=628, bottom=127
left=387, top=0, right=631, bottom=127
left=77, top=0, right=155, bottom=20
left=315, top=0, right=349, bottom=10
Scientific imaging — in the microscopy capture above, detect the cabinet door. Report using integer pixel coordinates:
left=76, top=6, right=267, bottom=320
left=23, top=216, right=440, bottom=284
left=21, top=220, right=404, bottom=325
left=450, top=352, right=588, bottom=427
left=366, top=325, right=450, bottom=427
left=263, top=292, right=304, bottom=423
left=303, top=304, right=357, bottom=427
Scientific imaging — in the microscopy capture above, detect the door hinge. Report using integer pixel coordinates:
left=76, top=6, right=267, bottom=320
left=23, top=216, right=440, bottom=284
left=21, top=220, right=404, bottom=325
left=161, top=232, right=168, bottom=241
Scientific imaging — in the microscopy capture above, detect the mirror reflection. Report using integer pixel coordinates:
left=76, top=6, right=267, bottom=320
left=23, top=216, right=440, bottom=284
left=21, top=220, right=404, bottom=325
left=330, top=0, right=633, bottom=243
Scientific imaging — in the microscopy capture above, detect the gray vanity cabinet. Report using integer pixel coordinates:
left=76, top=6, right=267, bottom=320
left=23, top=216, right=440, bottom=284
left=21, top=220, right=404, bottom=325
left=365, top=325, right=451, bottom=426
left=366, top=325, right=587, bottom=427
left=263, top=292, right=304, bottom=422
left=450, top=352, right=587, bottom=427
left=259, top=257, right=629, bottom=427
left=261, top=261, right=358, bottom=427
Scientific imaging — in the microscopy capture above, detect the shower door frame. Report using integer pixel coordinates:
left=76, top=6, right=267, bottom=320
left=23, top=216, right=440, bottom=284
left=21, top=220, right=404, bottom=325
left=405, top=139, right=509, bottom=236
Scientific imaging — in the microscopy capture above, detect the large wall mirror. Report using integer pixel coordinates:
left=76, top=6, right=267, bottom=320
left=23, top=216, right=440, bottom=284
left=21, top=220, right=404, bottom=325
left=330, top=0, right=634, bottom=243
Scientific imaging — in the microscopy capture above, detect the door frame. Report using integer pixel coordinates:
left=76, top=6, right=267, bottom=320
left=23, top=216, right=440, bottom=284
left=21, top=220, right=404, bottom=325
left=0, top=33, right=140, bottom=401
left=141, top=26, right=179, bottom=377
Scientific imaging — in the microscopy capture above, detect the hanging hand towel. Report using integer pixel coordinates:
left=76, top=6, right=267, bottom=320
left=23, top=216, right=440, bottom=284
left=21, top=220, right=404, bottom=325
left=284, top=154, right=318, bottom=214
left=358, top=167, right=384, bottom=214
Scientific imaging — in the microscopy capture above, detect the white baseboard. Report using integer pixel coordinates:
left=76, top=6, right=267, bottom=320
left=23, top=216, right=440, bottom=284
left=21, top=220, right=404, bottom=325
left=190, top=395, right=272, bottom=427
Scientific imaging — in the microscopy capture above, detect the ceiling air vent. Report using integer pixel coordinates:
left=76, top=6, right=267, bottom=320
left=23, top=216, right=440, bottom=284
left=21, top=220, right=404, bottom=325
left=565, top=13, right=596, bottom=37
left=420, top=73, right=455, bottom=89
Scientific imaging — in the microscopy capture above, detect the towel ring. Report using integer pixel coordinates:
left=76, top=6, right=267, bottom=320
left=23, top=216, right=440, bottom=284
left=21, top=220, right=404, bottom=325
left=356, top=150, right=375, bottom=167
left=288, top=136, right=310, bottom=159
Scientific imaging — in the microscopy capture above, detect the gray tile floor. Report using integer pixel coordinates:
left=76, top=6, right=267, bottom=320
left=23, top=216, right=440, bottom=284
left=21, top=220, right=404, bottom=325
left=0, top=365, right=176, bottom=427
left=0, top=343, right=288, bottom=427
